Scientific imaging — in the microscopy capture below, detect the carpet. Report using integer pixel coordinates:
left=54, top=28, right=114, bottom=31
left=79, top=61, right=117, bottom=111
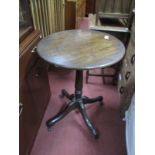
left=30, top=67, right=126, bottom=155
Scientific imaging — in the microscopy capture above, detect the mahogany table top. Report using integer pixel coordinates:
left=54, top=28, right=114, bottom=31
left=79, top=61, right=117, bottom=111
left=37, top=30, right=125, bottom=70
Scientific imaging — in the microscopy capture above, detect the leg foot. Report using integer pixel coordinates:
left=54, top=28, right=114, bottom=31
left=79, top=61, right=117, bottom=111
left=83, top=96, right=103, bottom=105
left=100, top=101, right=104, bottom=106
left=78, top=101, right=99, bottom=138
left=59, top=89, right=74, bottom=100
left=46, top=101, right=76, bottom=129
left=46, top=69, right=102, bottom=139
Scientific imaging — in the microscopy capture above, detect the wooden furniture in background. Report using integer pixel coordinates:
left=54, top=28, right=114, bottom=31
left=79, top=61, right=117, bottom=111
left=37, top=29, right=125, bottom=138
left=86, top=61, right=122, bottom=85
left=65, top=0, right=76, bottom=30
left=117, top=15, right=135, bottom=116
left=86, top=12, right=131, bottom=85
left=91, top=0, right=135, bottom=44
left=86, top=0, right=96, bottom=16
left=95, top=0, right=134, bottom=27
left=65, top=0, right=86, bottom=29
left=19, top=30, right=51, bottom=155
left=19, top=0, right=51, bottom=154
left=86, top=0, right=135, bottom=85
left=19, top=0, right=33, bottom=42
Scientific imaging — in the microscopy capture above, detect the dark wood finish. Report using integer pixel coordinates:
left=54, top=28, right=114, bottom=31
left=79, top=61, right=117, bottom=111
left=37, top=30, right=125, bottom=70
left=20, top=58, right=51, bottom=155
left=46, top=70, right=103, bottom=138
left=86, top=0, right=96, bottom=15
left=20, top=82, right=35, bottom=155
left=65, top=0, right=86, bottom=30
left=86, top=62, right=122, bottom=85
left=19, top=30, right=51, bottom=155
left=37, top=29, right=125, bottom=138
left=19, top=30, right=41, bottom=88
left=20, top=0, right=51, bottom=153
left=65, top=0, right=76, bottom=30
left=19, top=31, right=41, bottom=55
left=19, top=0, right=33, bottom=42
left=19, top=26, right=33, bottom=43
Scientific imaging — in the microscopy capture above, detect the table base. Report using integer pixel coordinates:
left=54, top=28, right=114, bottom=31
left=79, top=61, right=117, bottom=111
left=46, top=70, right=103, bottom=139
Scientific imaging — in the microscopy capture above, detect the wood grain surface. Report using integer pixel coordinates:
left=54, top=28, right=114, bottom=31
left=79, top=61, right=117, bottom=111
left=37, top=29, right=125, bottom=70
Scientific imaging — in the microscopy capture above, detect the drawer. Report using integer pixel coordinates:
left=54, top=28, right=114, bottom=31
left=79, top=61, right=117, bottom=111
left=19, top=30, right=42, bottom=88
left=19, top=47, right=38, bottom=88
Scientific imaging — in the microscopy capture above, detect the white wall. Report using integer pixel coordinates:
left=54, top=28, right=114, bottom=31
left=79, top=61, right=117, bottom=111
left=125, top=94, right=135, bottom=155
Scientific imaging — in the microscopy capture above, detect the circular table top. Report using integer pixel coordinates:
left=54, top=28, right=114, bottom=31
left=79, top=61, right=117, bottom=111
left=37, top=30, right=125, bottom=70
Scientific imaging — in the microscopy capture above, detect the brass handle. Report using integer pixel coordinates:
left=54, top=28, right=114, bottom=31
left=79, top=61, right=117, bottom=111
left=31, top=46, right=37, bottom=53
left=125, top=71, right=131, bottom=80
left=131, top=54, right=135, bottom=64
left=119, top=86, right=124, bottom=94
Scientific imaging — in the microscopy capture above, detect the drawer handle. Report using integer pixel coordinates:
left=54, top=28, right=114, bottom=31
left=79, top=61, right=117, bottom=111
left=131, top=54, right=135, bottom=64
left=125, top=71, right=131, bottom=80
left=119, top=86, right=124, bottom=94
left=31, top=46, right=37, bottom=53
left=19, top=103, right=23, bottom=117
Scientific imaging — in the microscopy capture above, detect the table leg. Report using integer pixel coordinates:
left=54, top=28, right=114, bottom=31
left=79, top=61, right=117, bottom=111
left=83, top=96, right=103, bottom=105
left=46, top=101, right=76, bottom=129
left=60, top=89, right=74, bottom=100
left=46, top=70, right=103, bottom=138
left=75, top=70, right=99, bottom=138
left=79, top=100, right=98, bottom=138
